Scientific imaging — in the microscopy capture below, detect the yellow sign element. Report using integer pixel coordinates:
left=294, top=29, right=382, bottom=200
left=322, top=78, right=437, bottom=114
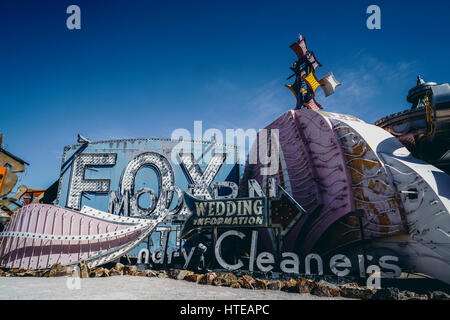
left=285, top=84, right=307, bottom=98
left=303, top=71, right=321, bottom=94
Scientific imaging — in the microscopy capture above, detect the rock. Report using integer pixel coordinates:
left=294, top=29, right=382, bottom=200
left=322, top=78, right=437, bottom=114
left=108, top=262, right=125, bottom=276
left=9, top=268, right=22, bottom=274
left=312, top=282, right=341, bottom=297
left=184, top=274, right=202, bottom=283
left=255, top=279, right=269, bottom=290
left=25, top=270, right=43, bottom=277
left=47, top=264, right=68, bottom=277
left=176, top=270, right=194, bottom=281
left=115, top=262, right=124, bottom=272
left=371, top=287, right=400, bottom=300
left=146, top=270, right=157, bottom=277
left=108, top=263, right=125, bottom=276
left=281, top=279, right=297, bottom=293
left=223, top=273, right=238, bottom=282
left=214, top=273, right=238, bottom=286
left=168, top=269, right=180, bottom=279
left=297, top=277, right=316, bottom=294
left=108, top=269, right=122, bottom=276
left=136, top=270, right=156, bottom=277
left=123, top=265, right=138, bottom=276
left=345, top=282, right=360, bottom=287
left=89, top=267, right=108, bottom=278
left=240, top=275, right=255, bottom=289
left=212, top=273, right=228, bottom=286
left=398, top=290, right=428, bottom=300
left=212, top=273, right=226, bottom=287
left=9, top=268, right=28, bottom=276
left=78, top=261, right=90, bottom=278
left=267, top=280, right=285, bottom=291
left=212, top=273, right=225, bottom=286
left=339, top=284, right=374, bottom=300
left=213, top=278, right=226, bottom=287
left=429, top=291, right=450, bottom=300
left=40, top=270, right=50, bottom=277
left=195, top=274, right=204, bottom=283
left=94, top=268, right=103, bottom=277
left=199, top=272, right=216, bottom=285
left=208, top=272, right=217, bottom=284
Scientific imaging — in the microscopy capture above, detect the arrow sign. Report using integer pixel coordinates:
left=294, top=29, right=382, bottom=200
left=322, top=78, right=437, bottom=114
left=180, top=192, right=269, bottom=239
left=181, top=186, right=306, bottom=239
left=270, top=186, right=307, bottom=236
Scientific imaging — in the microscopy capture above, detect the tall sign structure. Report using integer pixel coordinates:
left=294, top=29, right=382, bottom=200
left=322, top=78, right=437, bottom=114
left=286, top=34, right=341, bottom=110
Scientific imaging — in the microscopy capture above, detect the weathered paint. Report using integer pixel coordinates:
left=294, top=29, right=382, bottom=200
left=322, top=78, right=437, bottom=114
left=56, top=138, right=239, bottom=256
left=240, top=109, right=355, bottom=253
left=0, top=204, right=163, bottom=270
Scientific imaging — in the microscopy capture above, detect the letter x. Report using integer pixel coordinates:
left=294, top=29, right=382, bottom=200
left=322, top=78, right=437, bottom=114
left=179, top=152, right=227, bottom=200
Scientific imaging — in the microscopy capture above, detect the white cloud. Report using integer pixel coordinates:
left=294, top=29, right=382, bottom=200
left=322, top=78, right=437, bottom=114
left=317, top=54, right=417, bottom=122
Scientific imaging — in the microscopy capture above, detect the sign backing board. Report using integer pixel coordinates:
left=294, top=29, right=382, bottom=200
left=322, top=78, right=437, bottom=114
left=56, top=138, right=239, bottom=255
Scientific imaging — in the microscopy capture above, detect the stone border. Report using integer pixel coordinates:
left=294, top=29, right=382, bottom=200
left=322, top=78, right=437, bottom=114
left=1, top=263, right=448, bottom=300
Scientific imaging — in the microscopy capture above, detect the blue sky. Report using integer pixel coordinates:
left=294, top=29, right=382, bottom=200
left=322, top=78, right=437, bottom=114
left=1, top=0, right=449, bottom=189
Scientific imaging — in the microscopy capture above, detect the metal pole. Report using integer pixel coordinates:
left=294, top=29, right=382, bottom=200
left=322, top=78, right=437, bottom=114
left=275, top=228, right=281, bottom=273
left=355, top=209, right=368, bottom=277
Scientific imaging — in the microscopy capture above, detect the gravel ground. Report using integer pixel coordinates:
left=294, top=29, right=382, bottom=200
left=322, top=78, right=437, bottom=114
left=0, top=276, right=348, bottom=300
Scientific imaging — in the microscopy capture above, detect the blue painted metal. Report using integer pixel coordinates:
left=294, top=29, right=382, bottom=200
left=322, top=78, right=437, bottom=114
left=56, top=138, right=239, bottom=257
